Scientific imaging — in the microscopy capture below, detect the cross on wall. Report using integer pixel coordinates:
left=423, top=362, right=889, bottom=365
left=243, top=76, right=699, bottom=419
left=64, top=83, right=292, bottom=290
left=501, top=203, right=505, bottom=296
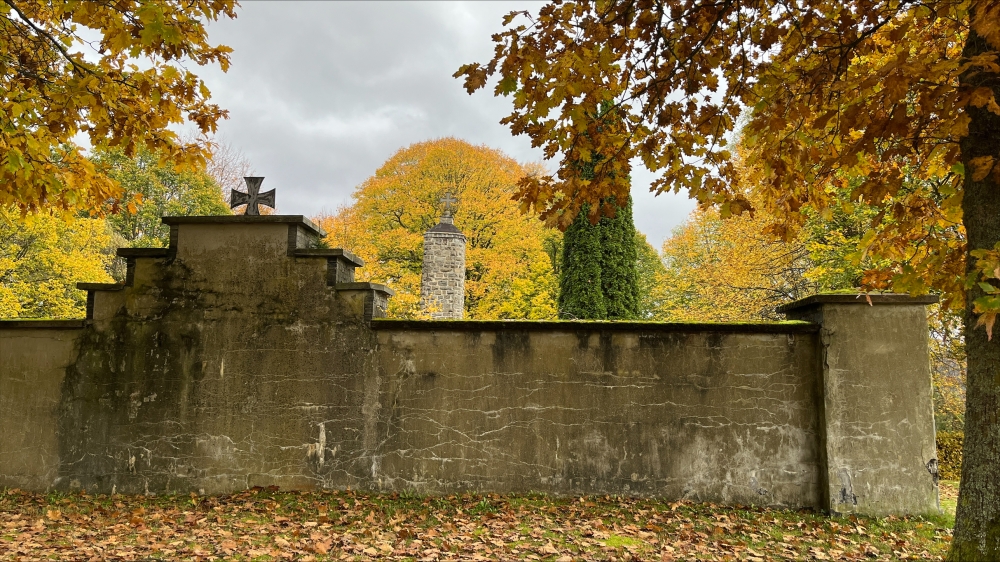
left=231, top=177, right=275, bottom=216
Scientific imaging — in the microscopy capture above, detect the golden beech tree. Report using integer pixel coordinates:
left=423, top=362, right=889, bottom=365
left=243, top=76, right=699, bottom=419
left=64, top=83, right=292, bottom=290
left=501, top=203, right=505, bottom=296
left=316, top=138, right=559, bottom=320
left=457, top=1, right=1000, bottom=555
left=0, top=0, right=237, bottom=213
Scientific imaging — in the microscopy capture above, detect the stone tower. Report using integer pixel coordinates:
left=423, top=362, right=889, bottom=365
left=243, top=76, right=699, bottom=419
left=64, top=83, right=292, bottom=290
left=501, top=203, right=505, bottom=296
left=421, top=194, right=466, bottom=319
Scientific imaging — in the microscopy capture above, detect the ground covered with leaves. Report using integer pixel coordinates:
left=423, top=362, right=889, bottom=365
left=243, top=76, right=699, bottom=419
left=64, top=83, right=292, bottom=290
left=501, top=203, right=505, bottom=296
left=1, top=484, right=956, bottom=561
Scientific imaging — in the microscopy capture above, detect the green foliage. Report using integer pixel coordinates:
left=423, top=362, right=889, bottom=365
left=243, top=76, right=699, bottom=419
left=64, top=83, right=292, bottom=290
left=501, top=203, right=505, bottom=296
left=796, top=174, right=962, bottom=307
left=800, top=198, right=881, bottom=292
left=599, top=197, right=641, bottom=320
left=0, top=208, right=114, bottom=319
left=542, top=229, right=563, bottom=278
left=558, top=197, right=641, bottom=320
left=929, top=306, right=966, bottom=433
left=92, top=147, right=232, bottom=248
left=937, top=431, right=964, bottom=481
left=635, top=232, right=667, bottom=319
left=558, top=203, right=606, bottom=319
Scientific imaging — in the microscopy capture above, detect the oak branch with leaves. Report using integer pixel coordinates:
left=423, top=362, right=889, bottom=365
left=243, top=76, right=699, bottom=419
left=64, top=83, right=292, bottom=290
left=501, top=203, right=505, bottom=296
left=457, top=0, right=1000, bottom=559
left=0, top=0, right=237, bottom=212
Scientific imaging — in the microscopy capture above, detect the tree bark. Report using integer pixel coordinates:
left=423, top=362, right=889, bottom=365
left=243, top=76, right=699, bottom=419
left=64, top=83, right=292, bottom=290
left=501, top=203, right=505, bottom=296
left=950, top=22, right=1000, bottom=562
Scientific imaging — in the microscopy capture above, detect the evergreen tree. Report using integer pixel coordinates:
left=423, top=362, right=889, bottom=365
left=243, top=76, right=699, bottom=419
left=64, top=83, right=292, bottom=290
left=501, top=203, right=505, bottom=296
left=599, top=196, right=640, bottom=319
left=558, top=202, right=607, bottom=319
left=558, top=196, right=641, bottom=320
left=558, top=103, right=641, bottom=320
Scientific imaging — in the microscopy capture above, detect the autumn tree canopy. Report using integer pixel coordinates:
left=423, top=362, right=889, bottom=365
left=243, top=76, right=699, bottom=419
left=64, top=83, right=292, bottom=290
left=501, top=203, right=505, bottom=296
left=92, top=147, right=232, bottom=249
left=1, top=0, right=237, bottom=213
left=0, top=207, right=114, bottom=319
left=317, top=139, right=559, bottom=320
left=1, top=145, right=236, bottom=319
left=455, top=0, right=993, bottom=311
left=657, top=205, right=812, bottom=322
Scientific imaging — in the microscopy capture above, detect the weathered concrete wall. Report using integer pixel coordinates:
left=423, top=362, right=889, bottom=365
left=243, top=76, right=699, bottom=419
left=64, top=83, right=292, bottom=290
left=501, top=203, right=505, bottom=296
left=53, top=217, right=392, bottom=495
left=0, top=322, right=84, bottom=491
left=781, top=296, right=939, bottom=516
left=0, top=216, right=939, bottom=516
left=370, top=323, right=823, bottom=506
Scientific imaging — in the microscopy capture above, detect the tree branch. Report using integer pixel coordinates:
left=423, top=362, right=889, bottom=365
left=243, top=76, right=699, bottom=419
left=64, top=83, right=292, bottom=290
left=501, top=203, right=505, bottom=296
left=2, top=0, right=95, bottom=76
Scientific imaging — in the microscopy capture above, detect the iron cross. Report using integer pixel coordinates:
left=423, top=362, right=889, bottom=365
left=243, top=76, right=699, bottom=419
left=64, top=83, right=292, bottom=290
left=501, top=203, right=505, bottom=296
left=440, top=192, right=458, bottom=218
left=231, top=177, right=275, bottom=216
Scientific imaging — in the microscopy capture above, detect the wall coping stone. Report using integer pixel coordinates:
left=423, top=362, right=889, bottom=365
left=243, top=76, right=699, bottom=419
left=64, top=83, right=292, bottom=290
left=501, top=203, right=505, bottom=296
left=778, top=293, right=939, bottom=313
left=76, top=283, right=125, bottom=292
left=0, top=319, right=87, bottom=329
left=116, top=247, right=170, bottom=258
left=161, top=215, right=325, bottom=238
left=336, top=282, right=395, bottom=297
left=292, top=248, right=364, bottom=267
left=371, top=318, right=820, bottom=333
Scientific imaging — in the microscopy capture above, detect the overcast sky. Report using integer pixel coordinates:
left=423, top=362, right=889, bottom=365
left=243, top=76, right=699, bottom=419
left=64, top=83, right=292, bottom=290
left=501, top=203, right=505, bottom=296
left=196, top=1, right=696, bottom=247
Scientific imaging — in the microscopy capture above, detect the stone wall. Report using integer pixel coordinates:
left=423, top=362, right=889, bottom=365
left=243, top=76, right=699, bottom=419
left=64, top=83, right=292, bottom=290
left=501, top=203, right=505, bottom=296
left=781, top=296, right=940, bottom=515
left=420, top=217, right=465, bottom=319
left=370, top=322, right=824, bottom=507
left=0, top=321, right=83, bottom=491
left=0, top=216, right=939, bottom=516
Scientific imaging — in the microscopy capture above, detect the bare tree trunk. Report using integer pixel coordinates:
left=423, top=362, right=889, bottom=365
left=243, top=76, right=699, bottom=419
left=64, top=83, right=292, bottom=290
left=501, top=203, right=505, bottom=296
left=950, top=21, right=1000, bottom=561
left=205, top=139, right=255, bottom=205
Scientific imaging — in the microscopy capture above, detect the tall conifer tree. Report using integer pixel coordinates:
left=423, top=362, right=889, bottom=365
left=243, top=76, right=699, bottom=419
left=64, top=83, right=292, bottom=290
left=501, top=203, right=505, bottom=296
left=599, top=196, right=640, bottom=319
left=558, top=103, right=641, bottom=320
left=558, top=202, right=607, bottom=319
left=558, top=195, right=640, bottom=320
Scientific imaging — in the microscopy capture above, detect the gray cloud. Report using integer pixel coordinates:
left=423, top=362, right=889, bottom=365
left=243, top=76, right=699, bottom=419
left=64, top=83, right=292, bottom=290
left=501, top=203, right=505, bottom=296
left=198, top=1, right=695, bottom=246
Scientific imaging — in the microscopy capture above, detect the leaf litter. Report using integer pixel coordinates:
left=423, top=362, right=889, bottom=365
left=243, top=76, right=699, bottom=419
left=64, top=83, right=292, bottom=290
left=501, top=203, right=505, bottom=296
left=0, top=484, right=954, bottom=561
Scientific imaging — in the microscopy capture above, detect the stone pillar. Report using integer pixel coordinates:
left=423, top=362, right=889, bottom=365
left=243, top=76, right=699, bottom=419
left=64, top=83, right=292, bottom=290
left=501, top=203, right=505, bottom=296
left=421, top=215, right=466, bottom=319
left=779, top=294, right=940, bottom=516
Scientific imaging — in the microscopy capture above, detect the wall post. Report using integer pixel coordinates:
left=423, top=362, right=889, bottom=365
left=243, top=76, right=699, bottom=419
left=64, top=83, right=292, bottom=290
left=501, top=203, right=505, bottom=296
left=780, top=294, right=940, bottom=515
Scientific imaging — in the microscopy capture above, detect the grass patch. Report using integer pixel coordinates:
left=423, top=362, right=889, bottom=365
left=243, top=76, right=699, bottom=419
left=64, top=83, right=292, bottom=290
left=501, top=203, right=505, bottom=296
left=940, top=480, right=959, bottom=522
left=0, top=487, right=953, bottom=561
left=605, top=534, right=643, bottom=548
